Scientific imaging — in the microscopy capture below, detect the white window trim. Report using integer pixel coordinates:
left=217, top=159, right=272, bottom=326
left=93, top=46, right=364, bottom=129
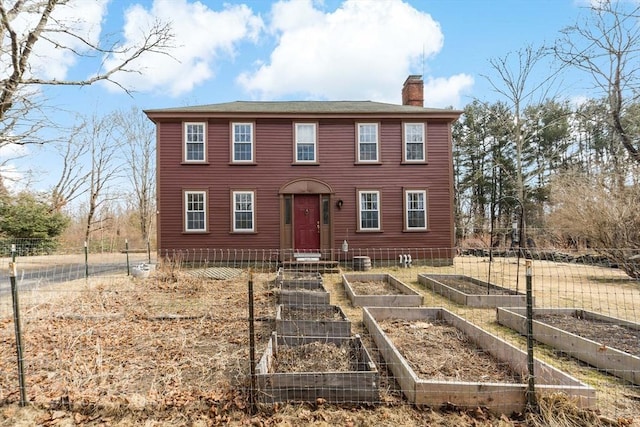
left=184, top=122, right=206, bottom=163
left=232, top=190, right=255, bottom=232
left=184, top=190, right=207, bottom=232
left=294, top=123, right=317, bottom=163
left=358, top=190, right=381, bottom=231
left=232, top=122, right=254, bottom=163
left=403, top=123, right=426, bottom=162
left=405, top=189, right=427, bottom=230
left=357, top=123, right=379, bottom=163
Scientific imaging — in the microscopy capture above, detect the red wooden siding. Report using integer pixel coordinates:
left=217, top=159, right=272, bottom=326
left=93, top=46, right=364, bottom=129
left=155, top=117, right=455, bottom=255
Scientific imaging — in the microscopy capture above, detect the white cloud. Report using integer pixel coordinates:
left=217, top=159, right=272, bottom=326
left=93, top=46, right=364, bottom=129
left=0, top=144, right=29, bottom=192
left=568, top=94, right=589, bottom=108
left=269, top=0, right=326, bottom=33
left=0, top=143, right=29, bottom=160
left=0, top=164, right=24, bottom=192
left=237, top=0, right=447, bottom=103
left=102, top=0, right=264, bottom=96
left=423, top=74, right=474, bottom=108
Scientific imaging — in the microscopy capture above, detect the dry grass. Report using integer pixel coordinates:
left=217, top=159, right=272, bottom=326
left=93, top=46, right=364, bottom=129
left=0, top=255, right=638, bottom=426
left=274, top=341, right=352, bottom=373
left=378, top=319, right=522, bottom=382
left=348, top=279, right=402, bottom=295
left=527, top=393, right=633, bottom=427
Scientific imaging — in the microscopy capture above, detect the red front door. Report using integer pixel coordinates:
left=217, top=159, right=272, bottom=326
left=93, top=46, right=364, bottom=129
left=294, top=194, right=320, bottom=251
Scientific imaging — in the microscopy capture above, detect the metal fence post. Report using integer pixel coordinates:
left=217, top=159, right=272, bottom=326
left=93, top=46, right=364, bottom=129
left=125, top=239, right=130, bottom=276
left=9, top=260, right=27, bottom=406
left=248, top=269, right=257, bottom=413
left=525, top=259, right=537, bottom=410
left=84, top=241, right=89, bottom=278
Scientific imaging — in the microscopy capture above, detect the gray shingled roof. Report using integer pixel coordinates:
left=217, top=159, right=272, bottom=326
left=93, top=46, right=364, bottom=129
left=144, top=100, right=457, bottom=115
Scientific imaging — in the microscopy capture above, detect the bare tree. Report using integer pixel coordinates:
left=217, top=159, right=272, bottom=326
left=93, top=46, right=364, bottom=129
left=81, top=113, right=123, bottom=244
left=481, top=45, right=564, bottom=251
left=0, top=0, right=173, bottom=148
left=50, top=122, right=90, bottom=212
left=553, top=1, right=640, bottom=166
left=550, top=1, right=640, bottom=274
left=484, top=45, right=554, bottom=206
left=113, top=107, right=155, bottom=244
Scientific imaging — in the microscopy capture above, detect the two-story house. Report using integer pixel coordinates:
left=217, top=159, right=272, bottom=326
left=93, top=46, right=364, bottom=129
left=144, top=76, right=461, bottom=263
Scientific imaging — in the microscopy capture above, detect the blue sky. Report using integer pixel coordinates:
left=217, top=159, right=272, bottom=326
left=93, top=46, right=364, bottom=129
left=3, top=0, right=594, bottom=195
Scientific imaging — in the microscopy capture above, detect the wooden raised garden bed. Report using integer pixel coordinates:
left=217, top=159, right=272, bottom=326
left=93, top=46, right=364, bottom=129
left=363, top=307, right=595, bottom=414
left=342, top=273, right=423, bottom=307
left=277, top=280, right=330, bottom=306
left=276, top=304, right=351, bottom=338
left=255, top=333, right=379, bottom=403
left=417, top=274, right=529, bottom=307
left=277, top=269, right=323, bottom=289
left=497, top=307, right=640, bottom=385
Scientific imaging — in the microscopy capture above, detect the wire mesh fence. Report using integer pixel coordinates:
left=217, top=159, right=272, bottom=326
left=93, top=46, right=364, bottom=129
left=1, top=244, right=639, bottom=425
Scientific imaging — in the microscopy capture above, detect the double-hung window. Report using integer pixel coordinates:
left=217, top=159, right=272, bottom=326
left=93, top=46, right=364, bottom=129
left=403, top=123, right=425, bottom=162
left=358, top=190, right=381, bottom=231
left=405, top=190, right=427, bottom=230
left=184, top=122, right=206, bottom=162
left=233, top=191, right=255, bottom=232
left=357, top=123, right=379, bottom=163
left=184, top=191, right=207, bottom=232
left=232, top=122, right=254, bottom=163
left=295, top=123, right=317, bottom=163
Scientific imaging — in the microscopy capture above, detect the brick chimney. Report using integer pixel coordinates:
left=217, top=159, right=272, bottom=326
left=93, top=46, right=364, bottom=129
left=402, top=75, right=424, bottom=107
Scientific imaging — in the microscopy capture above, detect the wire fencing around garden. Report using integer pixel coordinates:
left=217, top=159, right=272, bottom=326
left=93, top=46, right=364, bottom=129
left=0, top=244, right=639, bottom=422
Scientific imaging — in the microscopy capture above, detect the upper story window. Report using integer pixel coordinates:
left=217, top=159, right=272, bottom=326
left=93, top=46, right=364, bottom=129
left=357, top=123, right=379, bottom=163
left=403, top=123, right=425, bottom=162
left=233, top=190, right=255, bottom=232
left=184, top=190, right=207, bottom=232
left=295, top=123, right=317, bottom=163
left=405, top=189, right=427, bottom=230
left=358, top=190, right=381, bottom=231
left=184, top=122, right=206, bottom=162
left=232, top=122, right=254, bottom=163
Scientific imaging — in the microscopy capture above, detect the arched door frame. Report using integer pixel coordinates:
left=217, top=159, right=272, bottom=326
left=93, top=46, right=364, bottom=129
left=279, top=178, right=335, bottom=260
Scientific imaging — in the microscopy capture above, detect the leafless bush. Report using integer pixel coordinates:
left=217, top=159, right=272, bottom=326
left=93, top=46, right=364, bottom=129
left=547, top=170, right=640, bottom=278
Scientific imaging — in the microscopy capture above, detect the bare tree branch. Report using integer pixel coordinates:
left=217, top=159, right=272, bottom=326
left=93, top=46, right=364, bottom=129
left=553, top=1, right=640, bottom=165
left=50, top=121, right=90, bottom=211
left=58, top=112, right=125, bottom=243
left=19, top=20, right=175, bottom=91
left=482, top=45, right=553, bottom=206
left=0, top=0, right=57, bottom=118
left=112, top=107, right=155, bottom=243
left=0, top=0, right=174, bottom=146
